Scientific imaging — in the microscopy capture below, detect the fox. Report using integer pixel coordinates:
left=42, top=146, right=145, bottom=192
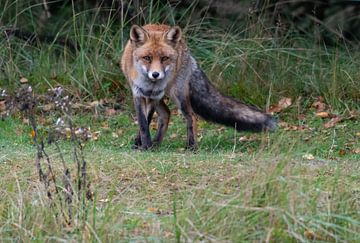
left=121, top=24, right=276, bottom=150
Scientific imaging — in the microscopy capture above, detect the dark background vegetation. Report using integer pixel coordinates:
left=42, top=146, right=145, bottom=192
left=1, top=0, right=360, bottom=106
left=4, top=0, right=360, bottom=45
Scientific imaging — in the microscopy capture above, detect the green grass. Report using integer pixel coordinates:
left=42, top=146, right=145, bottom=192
left=1, top=0, right=360, bottom=241
left=0, top=110, right=359, bottom=241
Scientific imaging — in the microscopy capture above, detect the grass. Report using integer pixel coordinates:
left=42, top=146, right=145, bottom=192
left=1, top=0, right=360, bottom=241
left=0, top=110, right=359, bottom=241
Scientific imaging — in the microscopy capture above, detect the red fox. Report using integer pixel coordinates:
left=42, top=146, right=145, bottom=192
left=121, top=24, right=276, bottom=150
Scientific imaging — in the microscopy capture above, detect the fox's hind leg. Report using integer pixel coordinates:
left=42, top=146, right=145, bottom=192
left=171, top=92, right=197, bottom=150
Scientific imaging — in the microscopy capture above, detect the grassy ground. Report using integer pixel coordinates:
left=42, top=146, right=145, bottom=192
left=1, top=1, right=360, bottom=242
left=0, top=109, right=359, bottom=242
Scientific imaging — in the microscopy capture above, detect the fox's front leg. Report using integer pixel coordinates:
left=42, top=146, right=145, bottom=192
left=133, top=103, right=155, bottom=149
left=133, top=97, right=152, bottom=150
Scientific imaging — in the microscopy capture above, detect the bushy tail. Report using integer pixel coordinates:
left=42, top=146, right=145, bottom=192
left=189, top=69, right=276, bottom=132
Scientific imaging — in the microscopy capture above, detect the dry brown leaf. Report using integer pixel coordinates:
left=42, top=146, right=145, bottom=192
left=22, top=118, right=29, bottom=125
left=278, top=97, right=292, bottom=109
left=268, top=105, right=281, bottom=114
left=311, top=96, right=327, bottom=112
left=116, top=129, right=124, bottom=135
left=338, top=149, right=346, bottom=156
left=91, top=131, right=101, bottom=141
left=268, top=97, right=292, bottom=114
left=147, top=207, right=157, bottom=212
left=297, top=114, right=307, bottom=120
left=303, top=153, right=315, bottom=160
left=304, top=229, right=324, bottom=240
left=163, top=231, right=174, bottom=238
left=101, top=121, right=109, bottom=129
left=316, top=111, right=330, bottom=118
left=105, top=108, right=116, bottom=116
left=278, top=121, right=289, bottom=128
left=304, top=229, right=316, bottom=240
left=348, top=109, right=357, bottom=120
left=279, top=121, right=308, bottom=131
left=19, top=77, right=28, bottom=84
left=239, top=134, right=258, bottom=142
left=285, top=125, right=308, bottom=131
left=352, top=148, right=360, bottom=154
left=90, top=100, right=101, bottom=107
left=324, top=116, right=342, bottom=129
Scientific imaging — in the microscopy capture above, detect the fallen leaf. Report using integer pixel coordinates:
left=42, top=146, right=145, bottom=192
left=311, top=96, right=326, bottom=112
left=297, top=114, right=307, bottom=120
left=315, top=111, right=330, bottom=118
left=348, top=109, right=357, bottom=120
left=324, top=116, right=342, bottom=129
left=116, top=129, right=124, bottom=135
left=101, top=122, right=110, bottom=129
left=65, top=127, right=71, bottom=138
left=20, top=77, right=28, bottom=84
left=164, top=231, right=174, bottom=238
left=284, top=125, right=308, bottom=131
left=338, top=149, right=346, bottom=156
left=303, top=153, right=315, bottom=160
left=91, top=131, right=101, bottom=141
left=239, top=134, right=258, bottom=142
left=278, top=121, right=289, bottom=128
left=105, top=108, right=116, bottom=116
left=279, top=121, right=308, bottom=131
left=147, top=207, right=157, bottom=212
left=352, top=148, right=360, bottom=154
left=304, top=229, right=324, bottom=240
left=278, top=97, right=292, bottom=109
left=22, top=118, right=29, bottom=125
left=268, top=97, right=292, bottom=114
left=90, top=100, right=101, bottom=107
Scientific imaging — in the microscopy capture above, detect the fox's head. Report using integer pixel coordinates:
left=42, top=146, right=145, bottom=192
left=129, top=24, right=182, bottom=82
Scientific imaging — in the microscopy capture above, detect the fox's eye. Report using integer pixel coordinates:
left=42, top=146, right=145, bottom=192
left=161, top=56, right=169, bottom=62
left=143, top=56, right=152, bottom=62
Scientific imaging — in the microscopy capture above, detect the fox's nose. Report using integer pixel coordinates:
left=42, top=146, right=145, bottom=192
left=152, top=72, right=160, bottom=79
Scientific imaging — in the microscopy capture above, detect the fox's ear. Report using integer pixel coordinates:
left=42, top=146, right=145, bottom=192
left=165, top=26, right=182, bottom=46
left=130, top=25, right=149, bottom=45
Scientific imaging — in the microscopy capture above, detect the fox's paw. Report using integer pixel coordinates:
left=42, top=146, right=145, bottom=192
left=185, top=141, right=197, bottom=152
left=132, top=137, right=153, bottom=150
left=132, top=136, right=142, bottom=149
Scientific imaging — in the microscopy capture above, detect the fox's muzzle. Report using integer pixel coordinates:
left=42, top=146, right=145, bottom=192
left=148, top=70, right=164, bottom=81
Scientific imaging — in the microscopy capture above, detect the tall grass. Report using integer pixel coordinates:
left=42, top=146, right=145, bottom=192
left=1, top=0, right=359, bottom=110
